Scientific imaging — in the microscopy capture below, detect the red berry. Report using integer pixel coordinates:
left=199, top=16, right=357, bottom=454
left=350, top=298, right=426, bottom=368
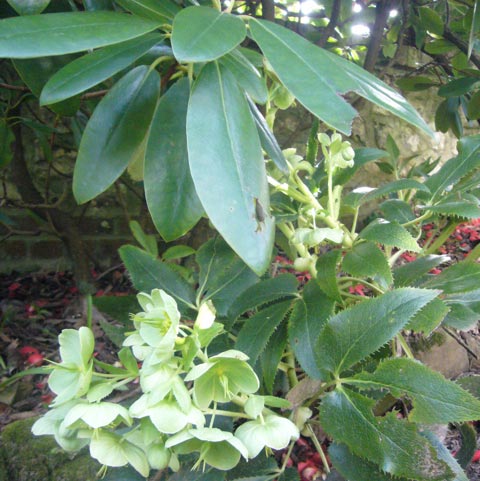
left=472, top=450, right=480, bottom=463
left=27, top=353, right=44, bottom=366
left=19, top=346, right=39, bottom=357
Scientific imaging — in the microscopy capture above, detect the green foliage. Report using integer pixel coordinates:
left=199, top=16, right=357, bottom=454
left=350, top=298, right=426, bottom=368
left=2, top=2, right=480, bottom=480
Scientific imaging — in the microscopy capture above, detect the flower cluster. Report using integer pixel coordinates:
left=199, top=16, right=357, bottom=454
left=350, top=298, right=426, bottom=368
left=32, top=289, right=299, bottom=477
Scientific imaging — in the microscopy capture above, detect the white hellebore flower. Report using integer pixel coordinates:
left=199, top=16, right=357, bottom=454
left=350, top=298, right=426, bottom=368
left=235, top=415, right=300, bottom=458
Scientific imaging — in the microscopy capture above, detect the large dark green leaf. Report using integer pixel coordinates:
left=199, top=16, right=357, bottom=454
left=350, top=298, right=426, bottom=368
left=119, top=245, right=196, bottom=314
left=422, top=199, right=480, bottom=219
left=423, top=261, right=480, bottom=294
left=261, top=320, right=287, bottom=392
left=41, top=33, right=162, bottom=105
left=219, top=49, right=268, bottom=104
left=350, top=358, right=480, bottom=424
left=145, top=78, right=203, bottom=241
left=172, top=6, right=246, bottom=63
left=195, top=237, right=258, bottom=318
left=0, top=119, right=13, bottom=169
left=329, top=443, right=410, bottom=481
left=343, top=242, right=392, bottom=289
left=0, top=12, right=161, bottom=58
left=315, top=249, right=342, bottom=301
left=247, top=97, right=288, bottom=173
left=235, top=300, right=292, bottom=364
left=288, top=280, right=334, bottom=379
left=316, top=288, right=439, bottom=377
left=320, top=388, right=451, bottom=480
left=249, top=19, right=432, bottom=136
left=73, top=66, right=159, bottom=203
left=470, top=0, right=480, bottom=58
left=424, top=135, right=480, bottom=202
left=407, top=297, right=449, bottom=334
left=187, top=62, right=274, bottom=275
left=227, top=274, right=298, bottom=322
left=115, top=0, right=180, bottom=23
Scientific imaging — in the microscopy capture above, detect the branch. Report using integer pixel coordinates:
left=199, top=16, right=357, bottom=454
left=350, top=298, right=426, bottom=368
left=443, top=27, right=480, bottom=70
left=317, top=0, right=342, bottom=48
left=261, top=0, right=275, bottom=21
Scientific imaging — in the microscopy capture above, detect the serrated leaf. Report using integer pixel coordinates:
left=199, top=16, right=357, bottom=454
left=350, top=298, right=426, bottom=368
left=145, top=78, right=203, bottom=241
left=316, top=288, right=439, bottom=377
left=288, top=281, right=335, bottom=379
left=187, top=62, right=274, bottom=275
left=261, top=320, right=287, bottom=393
left=393, top=255, right=450, bottom=287
left=119, top=245, right=196, bottom=314
left=249, top=19, right=432, bottom=136
left=40, top=33, right=162, bottom=105
left=7, top=0, right=50, bottom=15
left=235, top=299, right=292, bottom=364
left=226, top=455, right=278, bottom=481
left=0, top=12, right=160, bottom=58
left=423, top=261, right=480, bottom=294
left=320, top=388, right=452, bottom=480
left=457, top=375, right=480, bottom=399
left=220, top=49, right=268, bottom=104
left=315, top=249, right=342, bottom=301
left=360, top=219, right=420, bottom=252
left=247, top=97, right=288, bottom=173
left=380, top=199, right=416, bottom=223
left=172, top=6, right=246, bottom=62
left=329, top=443, right=410, bottom=481
left=343, top=242, right=392, bottom=289
left=407, top=297, right=449, bottom=334
left=351, top=179, right=430, bottom=208
left=196, top=237, right=258, bottom=318
left=442, top=290, right=480, bottom=330
left=350, top=358, right=480, bottom=424
left=115, top=0, right=180, bottom=23
left=422, top=199, right=480, bottom=218
left=73, top=66, right=159, bottom=203
left=424, top=135, right=480, bottom=202
left=227, top=274, right=298, bottom=321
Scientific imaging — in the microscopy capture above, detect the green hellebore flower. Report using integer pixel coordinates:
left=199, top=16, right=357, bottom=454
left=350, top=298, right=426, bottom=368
left=132, top=289, right=181, bottom=350
left=166, top=427, right=248, bottom=471
left=62, top=401, right=132, bottom=429
left=130, top=397, right=205, bottom=434
left=235, top=415, right=300, bottom=458
left=185, top=350, right=260, bottom=408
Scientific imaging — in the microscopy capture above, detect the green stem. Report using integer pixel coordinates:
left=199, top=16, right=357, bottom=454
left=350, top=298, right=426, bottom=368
left=86, top=294, right=93, bottom=330
left=306, top=424, right=330, bottom=473
left=402, top=211, right=432, bottom=228
left=285, top=349, right=298, bottom=387
left=465, top=241, right=480, bottom=262
left=422, top=221, right=457, bottom=255
left=338, top=276, right=384, bottom=295
left=396, top=333, right=414, bottom=359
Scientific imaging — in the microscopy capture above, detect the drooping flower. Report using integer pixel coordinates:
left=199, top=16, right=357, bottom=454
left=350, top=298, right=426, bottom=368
left=185, top=350, right=260, bottom=408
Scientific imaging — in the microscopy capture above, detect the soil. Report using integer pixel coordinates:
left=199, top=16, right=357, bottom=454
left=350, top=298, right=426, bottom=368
left=0, top=218, right=479, bottom=481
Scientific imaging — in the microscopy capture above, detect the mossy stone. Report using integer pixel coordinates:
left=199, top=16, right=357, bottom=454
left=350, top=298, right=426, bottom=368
left=0, top=417, right=99, bottom=481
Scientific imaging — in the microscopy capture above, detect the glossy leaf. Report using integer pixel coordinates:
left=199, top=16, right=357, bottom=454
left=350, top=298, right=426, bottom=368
left=359, top=219, right=420, bottom=252
left=407, top=297, right=449, bottom=334
left=288, top=280, right=335, bottom=379
left=187, top=62, right=274, bottom=275
left=343, top=242, right=392, bottom=289
left=0, top=12, right=161, bottom=58
left=196, top=237, right=259, bottom=317
left=7, top=0, right=50, bottom=15
left=393, top=255, right=450, bottom=287
left=247, top=97, right=288, bottom=173
left=329, top=443, right=410, bottom=481
left=351, top=358, right=480, bottom=424
left=438, top=77, right=479, bottom=97
left=115, top=0, right=180, bottom=23
left=316, top=288, right=439, bottom=377
left=119, top=245, right=196, bottom=314
left=227, top=274, right=298, bottom=321
left=145, top=78, right=203, bottom=241
left=220, top=49, right=268, bottom=104
left=41, top=33, right=162, bottom=105
left=235, top=300, right=293, bottom=364
left=424, top=135, right=480, bottom=202
left=73, top=66, right=159, bottom=203
left=249, top=18, right=432, bottom=136
left=172, top=6, right=246, bottom=63
left=320, top=388, right=451, bottom=480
